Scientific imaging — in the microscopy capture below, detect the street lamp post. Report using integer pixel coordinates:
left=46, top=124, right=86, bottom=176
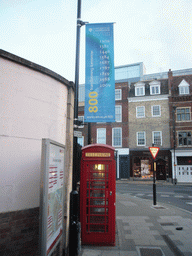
left=73, top=0, right=88, bottom=190
left=69, top=1, right=87, bottom=255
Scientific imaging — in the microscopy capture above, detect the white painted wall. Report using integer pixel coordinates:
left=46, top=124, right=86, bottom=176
left=0, top=58, right=68, bottom=212
left=171, top=149, right=192, bottom=183
left=176, top=166, right=192, bottom=182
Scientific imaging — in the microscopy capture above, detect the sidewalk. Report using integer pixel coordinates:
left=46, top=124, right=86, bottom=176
left=80, top=191, right=192, bottom=256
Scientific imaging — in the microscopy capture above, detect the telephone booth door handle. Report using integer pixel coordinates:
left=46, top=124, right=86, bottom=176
left=110, top=191, right=112, bottom=196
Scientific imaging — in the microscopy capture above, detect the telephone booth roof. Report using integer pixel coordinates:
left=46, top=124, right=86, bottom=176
left=82, top=144, right=115, bottom=152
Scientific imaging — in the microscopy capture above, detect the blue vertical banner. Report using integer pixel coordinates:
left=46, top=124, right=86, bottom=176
left=84, top=23, right=115, bottom=123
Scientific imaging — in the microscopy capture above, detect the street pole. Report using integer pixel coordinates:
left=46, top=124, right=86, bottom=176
left=73, top=0, right=88, bottom=190
left=69, top=1, right=86, bottom=255
left=153, top=161, right=156, bottom=205
left=73, top=0, right=81, bottom=191
left=149, top=146, right=159, bottom=206
left=88, top=123, right=91, bottom=144
left=150, top=145, right=158, bottom=206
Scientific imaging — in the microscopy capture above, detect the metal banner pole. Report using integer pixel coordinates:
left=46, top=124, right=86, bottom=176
left=73, top=0, right=81, bottom=191
left=69, top=1, right=82, bottom=255
left=69, top=1, right=87, bottom=255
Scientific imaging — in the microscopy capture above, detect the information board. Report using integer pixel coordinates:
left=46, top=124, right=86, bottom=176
left=40, top=139, right=65, bottom=256
left=84, top=23, right=115, bottom=123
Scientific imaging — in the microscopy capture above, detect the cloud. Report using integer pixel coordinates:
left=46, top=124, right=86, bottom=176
left=153, top=0, right=192, bottom=71
left=1, top=0, right=191, bottom=83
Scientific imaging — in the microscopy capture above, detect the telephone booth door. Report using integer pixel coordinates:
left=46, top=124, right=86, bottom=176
left=80, top=144, right=116, bottom=246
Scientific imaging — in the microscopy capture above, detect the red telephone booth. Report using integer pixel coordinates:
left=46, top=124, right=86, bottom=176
left=80, top=144, right=116, bottom=246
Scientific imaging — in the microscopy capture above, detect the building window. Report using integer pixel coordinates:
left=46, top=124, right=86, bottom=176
left=134, top=82, right=145, bottom=97
left=79, top=84, right=85, bottom=102
left=135, top=86, right=145, bottom=96
left=77, top=136, right=84, bottom=147
left=115, top=105, right=122, bottom=122
left=176, top=108, right=190, bottom=121
left=152, top=131, right=162, bottom=146
left=177, top=156, right=192, bottom=165
left=78, top=116, right=84, bottom=128
left=178, top=131, right=191, bottom=146
left=115, top=89, right=122, bottom=100
left=179, top=79, right=190, bottom=95
left=137, top=132, right=146, bottom=146
left=150, top=81, right=160, bottom=95
left=112, top=128, right=122, bottom=147
left=97, top=128, right=106, bottom=144
left=152, top=105, right=161, bottom=117
left=136, top=106, right=145, bottom=118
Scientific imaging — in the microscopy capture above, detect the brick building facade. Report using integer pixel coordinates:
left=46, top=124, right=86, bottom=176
left=168, top=70, right=192, bottom=183
left=128, top=79, right=171, bottom=180
left=78, top=65, right=192, bottom=182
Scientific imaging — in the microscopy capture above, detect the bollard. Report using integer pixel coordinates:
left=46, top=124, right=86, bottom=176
left=69, top=191, right=81, bottom=256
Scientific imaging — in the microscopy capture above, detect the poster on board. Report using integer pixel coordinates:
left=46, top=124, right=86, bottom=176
left=40, top=139, right=65, bottom=256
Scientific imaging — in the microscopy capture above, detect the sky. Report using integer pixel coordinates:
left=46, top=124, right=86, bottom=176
left=1, top=0, right=192, bottom=84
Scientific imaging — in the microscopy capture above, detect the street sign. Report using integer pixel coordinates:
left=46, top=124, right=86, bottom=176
left=74, top=131, right=82, bottom=138
left=149, top=147, right=160, bottom=160
left=149, top=147, right=160, bottom=206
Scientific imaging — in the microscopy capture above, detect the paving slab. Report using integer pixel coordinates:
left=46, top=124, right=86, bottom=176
left=80, top=185, right=192, bottom=256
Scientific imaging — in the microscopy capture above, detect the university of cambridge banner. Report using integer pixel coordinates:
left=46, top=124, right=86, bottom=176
left=84, top=23, right=115, bottom=123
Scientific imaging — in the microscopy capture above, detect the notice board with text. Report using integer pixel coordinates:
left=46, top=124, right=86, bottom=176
left=40, top=139, right=65, bottom=256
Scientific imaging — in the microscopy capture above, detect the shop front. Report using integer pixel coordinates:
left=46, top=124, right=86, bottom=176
left=130, top=150, right=171, bottom=180
left=133, top=158, right=152, bottom=179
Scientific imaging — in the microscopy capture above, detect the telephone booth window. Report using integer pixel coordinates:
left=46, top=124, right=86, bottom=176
left=86, top=163, right=109, bottom=233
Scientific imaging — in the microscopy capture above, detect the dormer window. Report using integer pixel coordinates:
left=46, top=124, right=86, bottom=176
left=179, top=79, right=189, bottom=95
left=150, top=81, right=160, bottom=95
left=134, top=82, right=145, bottom=96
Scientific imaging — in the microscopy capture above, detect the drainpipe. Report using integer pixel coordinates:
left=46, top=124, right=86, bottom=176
left=172, top=106, right=177, bottom=185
